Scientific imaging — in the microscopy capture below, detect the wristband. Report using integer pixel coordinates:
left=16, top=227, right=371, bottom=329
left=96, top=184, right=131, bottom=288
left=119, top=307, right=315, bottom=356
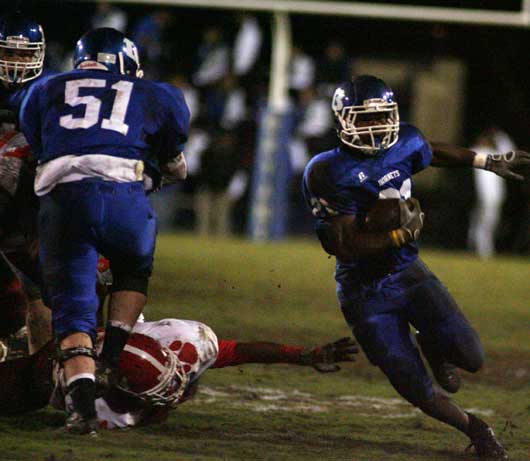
left=472, top=153, right=489, bottom=170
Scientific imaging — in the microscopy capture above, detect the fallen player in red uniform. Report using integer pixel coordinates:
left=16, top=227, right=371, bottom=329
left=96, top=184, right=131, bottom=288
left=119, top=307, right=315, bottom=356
left=0, top=317, right=358, bottom=429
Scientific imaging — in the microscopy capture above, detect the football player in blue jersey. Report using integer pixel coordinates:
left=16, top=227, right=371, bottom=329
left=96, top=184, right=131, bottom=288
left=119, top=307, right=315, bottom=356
left=0, top=12, right=46, bottom=111
left=0, top=12, right=52, bottom=360
left=303, top=75, right=530, bottom=459
left=18, top=27, right=190, bottom=435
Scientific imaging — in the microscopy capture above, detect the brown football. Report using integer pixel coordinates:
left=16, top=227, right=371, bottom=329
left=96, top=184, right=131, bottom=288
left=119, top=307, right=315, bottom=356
left=362, top=198, right=402, bottom=232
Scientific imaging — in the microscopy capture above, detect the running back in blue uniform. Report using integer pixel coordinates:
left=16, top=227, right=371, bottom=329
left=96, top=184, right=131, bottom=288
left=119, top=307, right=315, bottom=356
left=303, top=123, right=431, bottom=281
left=17, top=28, right=191, bottom=434
left=302, top=75, right=514, bottom=458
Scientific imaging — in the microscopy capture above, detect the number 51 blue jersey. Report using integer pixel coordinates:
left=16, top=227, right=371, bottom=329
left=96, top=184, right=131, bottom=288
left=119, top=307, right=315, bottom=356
left=19, top=68, right=190, bottom=179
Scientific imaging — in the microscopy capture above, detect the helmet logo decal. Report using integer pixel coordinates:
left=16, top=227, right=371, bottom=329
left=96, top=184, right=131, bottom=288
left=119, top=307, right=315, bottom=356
left=123, top=37, right=139, bottom=65
left=332, top=88, right=346, bottom=111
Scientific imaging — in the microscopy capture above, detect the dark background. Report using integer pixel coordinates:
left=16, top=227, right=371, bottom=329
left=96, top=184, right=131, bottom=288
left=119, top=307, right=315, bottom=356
left=2, top=1, right=529, bottom=252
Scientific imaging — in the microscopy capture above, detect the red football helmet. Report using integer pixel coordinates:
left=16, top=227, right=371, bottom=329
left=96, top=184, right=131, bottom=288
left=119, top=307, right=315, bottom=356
left=118, top=333, right=189, bottom=407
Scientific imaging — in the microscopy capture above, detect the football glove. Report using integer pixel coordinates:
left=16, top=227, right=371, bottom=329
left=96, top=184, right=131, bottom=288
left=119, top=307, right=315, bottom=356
left=483, top=150, right=530, bottom=181
left=301, top=337, right=359, bottom=373
left=390, top=198, right=425, bottom=248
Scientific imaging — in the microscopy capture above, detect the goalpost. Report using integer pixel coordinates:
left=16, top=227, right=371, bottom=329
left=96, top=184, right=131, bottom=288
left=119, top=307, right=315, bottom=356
left=96, top=0, right=530, bottom=240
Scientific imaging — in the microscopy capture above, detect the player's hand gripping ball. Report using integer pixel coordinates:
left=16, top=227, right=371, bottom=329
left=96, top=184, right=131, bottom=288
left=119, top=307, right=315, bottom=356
left=362, top=198, right=402, bottom=232
left=363, top=198, right=425, bottom=247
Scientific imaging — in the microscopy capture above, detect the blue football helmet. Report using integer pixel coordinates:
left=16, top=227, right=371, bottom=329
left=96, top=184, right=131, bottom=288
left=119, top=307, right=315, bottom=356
left=0, top=12, right=45, bottom=84
left=73, top=28, right=143, bottom=78
left=332, top=75, right=399, bottom=155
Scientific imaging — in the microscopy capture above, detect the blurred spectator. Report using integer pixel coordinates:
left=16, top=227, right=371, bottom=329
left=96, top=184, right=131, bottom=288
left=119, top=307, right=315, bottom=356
left=467, top=127, right=516, bottom=258
left=316, top=40, right=351, bottom=97
left=288, top=86, right=334, bottom=234
left=170, top=73, right=200, bottom=123
left=289, top=45, right=315, bottom=92
left=296, top=85, right=334, bottom=156
left=196, top=130, right=243, bottom=236
left=233, top=14, right=262, bottom=78
left=193, top=26, right=230, bottom=88
left=203, top=74, right=247, bottom=130
left=91, top=1, right=127, bottom=32
left=131, top=9, right=171, bottom=79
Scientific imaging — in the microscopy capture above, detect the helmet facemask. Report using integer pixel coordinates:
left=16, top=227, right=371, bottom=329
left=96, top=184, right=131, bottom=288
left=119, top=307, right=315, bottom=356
left=336, top=98, right=399, bottom=155
left=0, top=36, right=45, bottom=84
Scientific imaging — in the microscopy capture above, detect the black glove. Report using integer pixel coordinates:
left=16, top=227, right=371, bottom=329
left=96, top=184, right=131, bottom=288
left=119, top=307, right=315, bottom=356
left=390, top=198, right=425, bottom=247
left=485, top=150, right=530, bottom=181
left=301, top=337, right=359, bottom=373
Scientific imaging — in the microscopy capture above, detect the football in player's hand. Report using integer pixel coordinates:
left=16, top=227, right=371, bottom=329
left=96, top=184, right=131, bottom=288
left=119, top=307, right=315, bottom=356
left=362, top=198, right=402, bottom=232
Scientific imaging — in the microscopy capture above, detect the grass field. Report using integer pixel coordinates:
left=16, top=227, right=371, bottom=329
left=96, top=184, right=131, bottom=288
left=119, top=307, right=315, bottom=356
left=1, top=234, right=528, bottom=461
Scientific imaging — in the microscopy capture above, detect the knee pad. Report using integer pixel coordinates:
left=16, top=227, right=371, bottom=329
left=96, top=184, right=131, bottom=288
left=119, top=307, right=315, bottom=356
left=56, top=344, right=97, bottom=365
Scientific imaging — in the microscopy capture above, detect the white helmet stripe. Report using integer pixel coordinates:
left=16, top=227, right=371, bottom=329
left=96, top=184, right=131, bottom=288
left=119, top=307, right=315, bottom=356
left=123, top=344, right=166, bottom=374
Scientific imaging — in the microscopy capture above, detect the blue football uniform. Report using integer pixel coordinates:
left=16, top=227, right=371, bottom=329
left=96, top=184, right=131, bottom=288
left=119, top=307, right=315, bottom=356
left=303, top=123, right=483, bottom=406
left=0, top=69, right=56, bottom=114
left=18, top=69, right=190, bottom=340
left=20, top=69, right=189, bottom=182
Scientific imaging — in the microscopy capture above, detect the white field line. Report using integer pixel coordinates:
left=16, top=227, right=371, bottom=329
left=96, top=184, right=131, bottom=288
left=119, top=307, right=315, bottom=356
left=193, top=385, right=494, bottom=418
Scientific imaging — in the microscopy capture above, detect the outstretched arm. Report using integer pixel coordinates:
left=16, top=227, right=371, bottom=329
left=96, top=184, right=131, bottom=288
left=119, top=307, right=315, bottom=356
left=430, top=142, right=530, bottom=181
left=212, top=337, right=358, bottom=373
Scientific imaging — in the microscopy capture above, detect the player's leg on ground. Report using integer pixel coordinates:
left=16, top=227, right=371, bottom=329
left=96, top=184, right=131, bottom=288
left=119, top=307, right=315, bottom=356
left=99, top=290, right=147, bottom=370
left=39, top=184, right=101, bottom=434
left=340, top=283, right=505, bottom=457
left=403, top=262, right=506, bottom=457
left=406, top=259, right=484, bottom=374
left=98, top=182, right=156, bottom=376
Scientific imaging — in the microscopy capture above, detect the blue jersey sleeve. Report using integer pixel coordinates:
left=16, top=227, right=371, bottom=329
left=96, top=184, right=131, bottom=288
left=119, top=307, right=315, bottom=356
left=302, top=155, right=359, bottom=218
left=18, top=79, right=44, bottom=158
left=156, top=83, right=190, bottom=160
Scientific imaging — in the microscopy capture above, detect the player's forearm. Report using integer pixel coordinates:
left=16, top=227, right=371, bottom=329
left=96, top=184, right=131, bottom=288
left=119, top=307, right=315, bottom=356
left=235, top=342, right=305, bottom=364
left=214, top=340, right=305, bottom=367
left=429, top=142, right=476, bottom=168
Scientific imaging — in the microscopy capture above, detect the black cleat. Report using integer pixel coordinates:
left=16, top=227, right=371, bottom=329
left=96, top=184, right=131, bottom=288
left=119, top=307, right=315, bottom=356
left=466, top=413, right=508, bottom=459
left=416, top=331, right=461, bottom=393
left=64, top=412, right=98, bottom=437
